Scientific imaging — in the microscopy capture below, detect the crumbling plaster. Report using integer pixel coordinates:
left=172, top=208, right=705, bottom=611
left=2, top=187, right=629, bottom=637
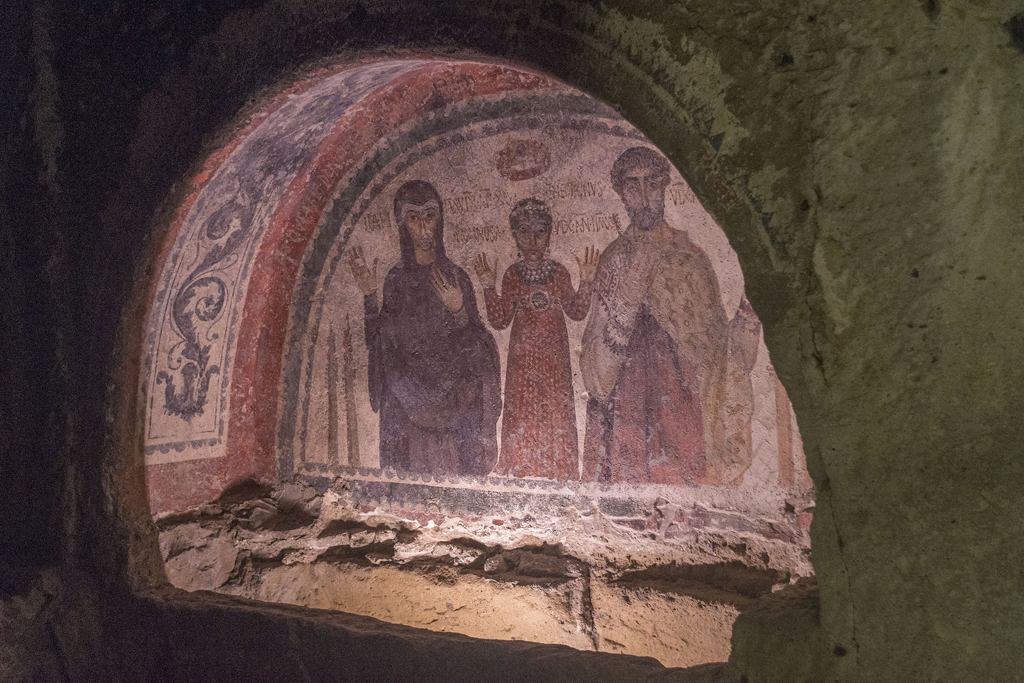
left=1, top=0, right=1021, bottom=681
left=155, top=478, right=809, bottom=668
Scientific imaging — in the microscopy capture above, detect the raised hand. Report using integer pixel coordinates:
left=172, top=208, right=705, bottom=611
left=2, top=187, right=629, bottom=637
left=347, top=246, right=378, bottom=296
left=474, top=253, right=497, bottom=289
left=430, top=266, right=464, bottom=313
left=575, top=245, right=601, bottom=282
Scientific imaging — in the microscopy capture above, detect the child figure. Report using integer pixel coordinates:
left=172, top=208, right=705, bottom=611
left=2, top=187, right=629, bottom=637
left=475, top=199, right=599, bottom=480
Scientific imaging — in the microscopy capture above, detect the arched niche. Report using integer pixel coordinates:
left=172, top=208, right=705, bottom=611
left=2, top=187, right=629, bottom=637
left=140, top=57, right=813, bottom=666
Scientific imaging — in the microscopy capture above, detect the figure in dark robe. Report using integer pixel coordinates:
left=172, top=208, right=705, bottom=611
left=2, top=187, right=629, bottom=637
left=348, top=180, right=501, bottom=476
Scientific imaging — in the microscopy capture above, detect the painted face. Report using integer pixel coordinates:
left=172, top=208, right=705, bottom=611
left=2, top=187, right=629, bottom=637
left=619, top=164, right=669, bottom=231
left=511, top=215, right=551, bottom=260
left=400, top=200, right=440, bottom=253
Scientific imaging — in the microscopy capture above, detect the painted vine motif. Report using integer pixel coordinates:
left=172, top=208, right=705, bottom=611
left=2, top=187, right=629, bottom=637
left=156, top=196, right=255, bottom=420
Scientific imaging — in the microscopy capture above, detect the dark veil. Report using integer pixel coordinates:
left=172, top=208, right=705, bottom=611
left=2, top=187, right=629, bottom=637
left=392, top=180, right=455, bottom=278
left=365, top=179, right=501, bottom=476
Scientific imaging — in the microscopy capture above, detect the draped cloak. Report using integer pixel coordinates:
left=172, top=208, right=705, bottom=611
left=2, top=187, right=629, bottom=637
left=364, top=260, right=501, bottom=476
left=580, top=224, right=728, bottom=485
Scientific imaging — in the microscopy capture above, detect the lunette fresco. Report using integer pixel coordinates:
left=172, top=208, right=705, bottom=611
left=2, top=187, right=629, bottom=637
left=141, top=61, right=810, bottom=529
left=280, top=88, right=809, bottom=511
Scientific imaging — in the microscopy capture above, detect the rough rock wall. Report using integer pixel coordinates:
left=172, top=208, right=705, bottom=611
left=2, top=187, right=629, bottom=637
left=156, top=481, right=808, bottom=668
left=2, top=1, right=1022, bottom=682
left=791, top=4, right=1024, bottom=681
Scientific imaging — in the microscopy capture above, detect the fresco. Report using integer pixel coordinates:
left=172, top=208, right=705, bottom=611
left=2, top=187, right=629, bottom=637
left=140, top=57, right=808, bottom=526
left=278, top=86, right=810, bottom=518
left=142, top=60, right=432, bottom=464
left=144, top=61, right=811, bottom=659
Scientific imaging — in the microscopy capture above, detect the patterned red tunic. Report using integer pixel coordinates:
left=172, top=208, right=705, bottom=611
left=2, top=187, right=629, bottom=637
left=484, top=260, right=593, bottom=480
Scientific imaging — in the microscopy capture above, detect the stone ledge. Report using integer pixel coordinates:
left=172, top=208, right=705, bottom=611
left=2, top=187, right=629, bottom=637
left=128, top=586, right=732, bottom=683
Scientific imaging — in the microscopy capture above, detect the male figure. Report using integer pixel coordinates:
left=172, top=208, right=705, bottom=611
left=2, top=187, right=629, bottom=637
left=348, top=180, right=501, bottom=476
left=580, top=147, right=728, bottom=484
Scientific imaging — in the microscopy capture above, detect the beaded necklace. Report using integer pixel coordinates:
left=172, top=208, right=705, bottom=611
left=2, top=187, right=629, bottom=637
left=514, top=258, right=555, bottom=286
